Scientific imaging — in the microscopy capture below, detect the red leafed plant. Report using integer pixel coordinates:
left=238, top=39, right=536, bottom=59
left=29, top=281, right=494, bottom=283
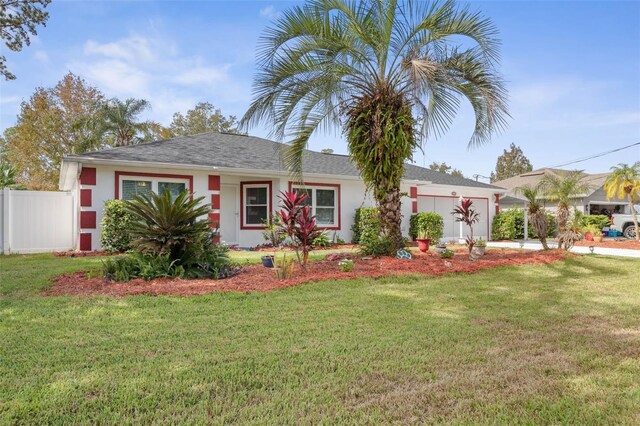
left=452, top=198, right=481, bottom=256
left=278, top=190, right=323, bottom=266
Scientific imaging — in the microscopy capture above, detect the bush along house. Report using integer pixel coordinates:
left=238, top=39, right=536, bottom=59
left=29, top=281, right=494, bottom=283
left=59, top=132, right=504, bottom=250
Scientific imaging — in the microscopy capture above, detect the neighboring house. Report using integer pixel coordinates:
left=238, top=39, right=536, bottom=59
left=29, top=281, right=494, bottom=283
left=59, top=132, right=504, bottom=251
left=494, top=168, right=628, bottom=215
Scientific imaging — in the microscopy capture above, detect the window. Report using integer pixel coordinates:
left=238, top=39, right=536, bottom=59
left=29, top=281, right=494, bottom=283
left=292, top=184, right=339, bottom=227
left=242, top=183, right=271, bottom=227
left=119, top=176, right=189, bottom=201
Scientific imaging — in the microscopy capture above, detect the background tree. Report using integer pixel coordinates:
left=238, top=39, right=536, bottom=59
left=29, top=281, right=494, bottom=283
left=169, top=102, right=240, bottom=136
left=490, top=143, right=532, bottom=182
left=96, top=98, right=150, bottom=146
left=604, top=162, right=640, bottom=241
left=515, top=184, right=549, bottom=249
left=241, top=0, right=508, bottom=249
left=0, top=0, right=51, bottom=80
left=2, top=72, right=104, bottom=189
left=540, top=170, right=592, bottom=232
left=428, top=162, right=464, bottom=178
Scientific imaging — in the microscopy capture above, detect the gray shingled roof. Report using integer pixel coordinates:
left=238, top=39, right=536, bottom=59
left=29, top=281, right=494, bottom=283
left=66, top=132, right=500, bottom=189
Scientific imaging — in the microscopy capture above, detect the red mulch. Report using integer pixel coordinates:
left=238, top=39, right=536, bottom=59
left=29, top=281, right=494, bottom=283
left=250, top=244, right=358, bottom=252
left=43, top=249, right=568, bottom=297
left=573, top=239, right=640, bottom=250
left=54, top=250, right=113, bottom=257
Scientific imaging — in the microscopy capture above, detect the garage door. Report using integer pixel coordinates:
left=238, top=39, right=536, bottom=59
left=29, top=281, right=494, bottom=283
left=416, top=196, right=489, bottom=242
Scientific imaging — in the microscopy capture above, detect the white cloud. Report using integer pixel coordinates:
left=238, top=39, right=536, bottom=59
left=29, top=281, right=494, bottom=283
left=33, top=50, right=49, bottom=63
left=0, top=95, right=21, bottom=105
left=68, top=33, right=239, bottom=123
left=259, top=5, right=281, bottom=20
left=174, top=65, right=230, bottom=85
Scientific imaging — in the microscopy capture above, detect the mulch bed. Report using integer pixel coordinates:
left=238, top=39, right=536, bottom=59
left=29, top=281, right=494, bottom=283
left=573, top=239, right=640, bottom=250
left=44, top=249, right=568, bottom=297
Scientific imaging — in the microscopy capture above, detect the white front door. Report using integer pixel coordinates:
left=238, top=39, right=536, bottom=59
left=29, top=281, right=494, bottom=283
left=220, top=184, right=239, bottom=245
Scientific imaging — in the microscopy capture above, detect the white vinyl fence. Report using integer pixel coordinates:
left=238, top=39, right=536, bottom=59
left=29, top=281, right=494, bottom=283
left=1, top=189, right=76, bottom=254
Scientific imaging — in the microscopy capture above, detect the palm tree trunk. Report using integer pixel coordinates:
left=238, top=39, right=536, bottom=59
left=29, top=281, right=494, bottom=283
left=376, top=185, right=403, bottom=249
left=557, top=204, right=569, bottom=232
left=630, top=193, right=639, bottom=241
left=531, top=211, right=549, bottom=250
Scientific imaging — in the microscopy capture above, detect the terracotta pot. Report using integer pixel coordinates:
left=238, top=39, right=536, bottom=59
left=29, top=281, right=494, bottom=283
left=593, top=235, right=603, bottom=243
left=417, top=238, right=431, bottom=252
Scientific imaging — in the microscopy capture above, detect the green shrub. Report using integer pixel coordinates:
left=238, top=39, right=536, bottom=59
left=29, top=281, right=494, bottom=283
left=100, top=200, right=134, bottom=253
left=441, top=248, right=454, bottom=259
left=579, top=214, right=610, bottom=230
left=312, top=232, right=331, bottom=248
left=360, top=236, right=396, bottom=257
left=409, top=212, right=444, bottom=241
left=351, top=207, right=381, bottom=245
left=492, top=208, right=556, bottom=240
left=102, top=190, right=234, bottom=282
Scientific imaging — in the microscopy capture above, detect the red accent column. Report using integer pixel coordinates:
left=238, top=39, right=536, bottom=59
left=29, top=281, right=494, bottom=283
left=80, top=167, right=96, bottom=185
left=208, top=175, right=220, bottom=191
left=80, top=189, right=92, bottom=207
left=410, top=186, right=418, bottom=213
left=79, top=233, right=92, bottom=251
left=209, top=176, right=221, bottom=242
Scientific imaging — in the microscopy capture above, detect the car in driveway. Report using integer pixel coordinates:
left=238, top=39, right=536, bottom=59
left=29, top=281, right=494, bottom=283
left=610, top=205, right=639, bottom=239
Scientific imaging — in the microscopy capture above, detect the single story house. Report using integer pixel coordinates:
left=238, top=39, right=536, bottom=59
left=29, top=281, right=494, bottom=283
left=59, top=132, right=504, bottom=251
left=494, top=168, right=629, bottom=216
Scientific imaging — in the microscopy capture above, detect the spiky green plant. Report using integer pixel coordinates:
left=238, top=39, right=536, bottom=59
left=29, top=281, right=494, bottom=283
left=604, top=162, right=640, bottom=241
left=241, top=0, right=509, bottom=248
left=125, top=190, right=212, bottom=261
left=515, top=184, right=550, bottom=250
left=539, top=170, right=592, bottom=232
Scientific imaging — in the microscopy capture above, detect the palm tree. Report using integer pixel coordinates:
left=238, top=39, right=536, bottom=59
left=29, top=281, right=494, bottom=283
left=539, top=170, right=592, bottom=231
left=604, top=162, right=640, bottom=241
left=98, top=98, right=150, bottom=147
left=241, top=0, right=509, bottom=248
left=515, top=184, right=549, bottom=250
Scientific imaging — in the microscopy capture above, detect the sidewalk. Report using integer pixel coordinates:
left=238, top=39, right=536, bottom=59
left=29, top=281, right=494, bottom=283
left=487, top=241, right=640, bottom=259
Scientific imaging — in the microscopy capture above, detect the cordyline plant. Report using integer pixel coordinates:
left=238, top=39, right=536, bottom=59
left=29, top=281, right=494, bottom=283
left=453, top=198, right=480, bottom=256
left=241, top=0, right=509, bottom=251
left=277, top=190, right=323, bottom=266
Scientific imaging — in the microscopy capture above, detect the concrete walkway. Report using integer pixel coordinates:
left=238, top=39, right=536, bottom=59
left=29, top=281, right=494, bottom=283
left=487, top=241, right=640, bottom=259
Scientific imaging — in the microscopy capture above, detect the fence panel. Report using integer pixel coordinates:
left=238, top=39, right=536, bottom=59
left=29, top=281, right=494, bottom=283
left=2, top=189, right=76, bottom=254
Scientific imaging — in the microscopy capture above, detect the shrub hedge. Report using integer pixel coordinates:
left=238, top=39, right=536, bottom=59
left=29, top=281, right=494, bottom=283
left=579, top=214, right=611, bottom=230
left=491, top=208, right=556, bottom=240
left=409, top=212, right=444, bottom=241
left=351, top=207, right=380, bottom=245
left=100, top=200, right=134, bottom=253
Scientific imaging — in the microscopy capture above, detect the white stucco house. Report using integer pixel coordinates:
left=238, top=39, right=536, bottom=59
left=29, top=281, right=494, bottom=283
left=59, top=132, right=504, bottom=251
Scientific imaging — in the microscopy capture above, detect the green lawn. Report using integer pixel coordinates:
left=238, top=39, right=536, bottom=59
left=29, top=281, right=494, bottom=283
left=1, top=253, right=639, bottom=424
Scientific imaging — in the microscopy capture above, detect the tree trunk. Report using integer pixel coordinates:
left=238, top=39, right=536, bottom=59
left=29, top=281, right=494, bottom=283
left=557, top=204, right=569, bottom=232
left=630, top=194, right=639, bottom=241
left=375, top=185, right=404, bottom=249
left=531, top=210, right=549, bottom=250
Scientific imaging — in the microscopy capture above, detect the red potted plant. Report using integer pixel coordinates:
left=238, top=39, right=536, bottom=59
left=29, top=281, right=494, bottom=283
left=416, top=229, right=431, bottom=252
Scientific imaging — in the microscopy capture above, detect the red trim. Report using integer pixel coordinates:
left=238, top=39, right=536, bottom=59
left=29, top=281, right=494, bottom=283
left=114, top=171, right=194, bottom=200
left=79, top=233, right=92, bottom=251
left=494, top=193, right=500, bottom=204
left=211, top=194, right=220, bottom=210
left=208, top=213, right=220, bottom=228
left=410, top=186, right=418, bottom=198
left=208, top=175, right=220, bottom=191
left=412, top=200, right=418, bottom=213
left=495, top=205, right=500, bottom=215
left=80, top=211, right=96, bottom=229
left=288, top=181, right=342, bottom=230
left=416, top=194, right=490, bottom=238
left=80, top=189, right=92, bottom=207
left=79, top=167, right=96, bottom=185
left=240, top=181, right=273, bottom=230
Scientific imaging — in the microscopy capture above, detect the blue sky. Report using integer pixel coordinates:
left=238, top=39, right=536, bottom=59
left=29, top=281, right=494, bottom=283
left=1, top=0, right=639, bottom=180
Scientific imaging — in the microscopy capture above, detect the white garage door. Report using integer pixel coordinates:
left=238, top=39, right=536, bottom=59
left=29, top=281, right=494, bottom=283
left=416, top=196, right=489, bottom=242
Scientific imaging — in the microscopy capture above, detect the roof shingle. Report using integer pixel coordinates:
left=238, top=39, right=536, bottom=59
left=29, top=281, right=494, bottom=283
left=67, top=132, right=500, bottom=189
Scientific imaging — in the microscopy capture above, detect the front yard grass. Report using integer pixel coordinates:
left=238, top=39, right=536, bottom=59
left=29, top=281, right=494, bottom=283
left=0, top=253, right=639, bottom=424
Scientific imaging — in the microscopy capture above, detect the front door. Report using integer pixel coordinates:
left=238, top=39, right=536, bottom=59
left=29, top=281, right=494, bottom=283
left=220, top=184, right=239, bottom=245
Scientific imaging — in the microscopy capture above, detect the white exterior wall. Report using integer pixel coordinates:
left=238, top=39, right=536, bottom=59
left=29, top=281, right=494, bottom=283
left=75, top=162, right=499, bottom=250
left=415, top=184, right=500, bottom=241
